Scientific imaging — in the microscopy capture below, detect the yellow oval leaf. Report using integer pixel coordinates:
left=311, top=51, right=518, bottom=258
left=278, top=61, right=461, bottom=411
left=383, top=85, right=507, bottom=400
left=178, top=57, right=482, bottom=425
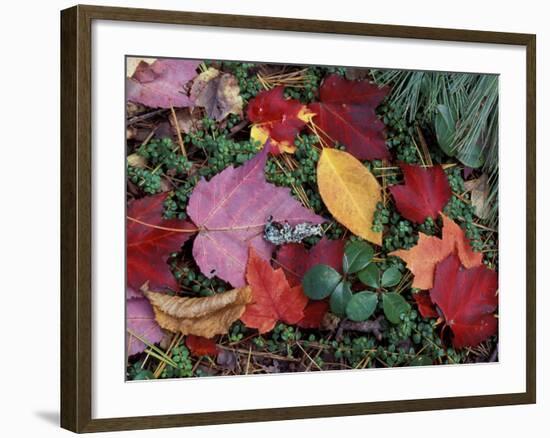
left=317, top=148, right=382, bottom=245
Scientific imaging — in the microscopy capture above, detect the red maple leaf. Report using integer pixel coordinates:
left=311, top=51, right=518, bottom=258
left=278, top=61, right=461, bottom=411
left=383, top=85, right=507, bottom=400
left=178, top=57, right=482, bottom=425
left=275, top=237, right=345, bottom=287
left=241, top=248, right=308, bottom=333
left=389, top=164, right=452, bottom=224
left=127, top=193, right=196, bottom=297
left=413, top=292, right=439, bottom=319
left=308, top=74, right=389, bottom=160
left=246, top=87, right=312, bottom=154
left=185, top=335, right=218, bottom=357
left=390, top=214, right=482, bottom=290
left=430, top=253, right=498, bottom=348
left=297, top=300, right=329, bottom=329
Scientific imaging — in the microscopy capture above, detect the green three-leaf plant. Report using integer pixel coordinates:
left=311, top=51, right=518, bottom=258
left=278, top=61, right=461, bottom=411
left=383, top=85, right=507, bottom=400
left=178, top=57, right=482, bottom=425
left=302, top=240, right=409, bottom=324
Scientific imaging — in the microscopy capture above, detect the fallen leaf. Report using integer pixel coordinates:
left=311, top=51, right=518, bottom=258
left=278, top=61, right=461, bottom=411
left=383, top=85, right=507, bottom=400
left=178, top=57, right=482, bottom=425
left=127, top=297, right=164, bottom=356
left=247, top=87, right=313, bottom=154
left=127, top=153, right=147, bottom=168
left=389, top=164, right=451, bottom=223
left=185, top=335, right=218, bottom=357
left=241, top=248, right=308, bottom=333
left=309, top=74, right=389, bottom=160
left=317, top=148, right=382, bottom=245
left=190, top=67, right=243, bottom=121
left=296, top=300, right=330, bottom=329
left=464, top=174, right=491, bottom=220
left=413, top=291, right=439, bottom=319
left=126, top=57, right=156, bottom=77
left=390, top=215, right=483, bottom=289
left=275, top=237, right=345, bottom=286
left=430, top=253, right=498, bottom=348
left=187, top=147, right=324, bottom=287
left=144, top=286, right=252, bottom=338
left=127, top=193, right=196, bottom=298
left=169, top=108, right=203, bottom=136
left=126, top=59, right=200, bottom=108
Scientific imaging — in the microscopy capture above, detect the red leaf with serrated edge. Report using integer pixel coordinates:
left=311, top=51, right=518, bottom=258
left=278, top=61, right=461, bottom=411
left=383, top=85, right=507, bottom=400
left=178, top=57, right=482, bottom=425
left=297, top=300, right=329, bottom=329
left=185, top=335, right=218, bottom=357
left=390, top=214, right=482, bottom=290
left=127, top=193, right=196, bottom=298
left=413, top=292, right=439, bottom=319
left=430, top=253, right=498, bottom=348
left=275, top=237, right=345, bottom=287
left=126, top=59, right=200, bottom=108
left=241, top=248, right=308, bottom=333
left=389, top=164, right=451, bottom=223
left=309, top=74, right=389, bottom=160
left=187, top=147, right=323, bottom=288
left=247, top=87, right=312, bottom=154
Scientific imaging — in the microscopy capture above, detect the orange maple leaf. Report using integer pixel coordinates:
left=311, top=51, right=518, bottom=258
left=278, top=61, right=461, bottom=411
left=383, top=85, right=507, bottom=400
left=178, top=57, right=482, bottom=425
left=390, top=215, right=483, bottom=290
left=241, top=247, right=308, bottom=333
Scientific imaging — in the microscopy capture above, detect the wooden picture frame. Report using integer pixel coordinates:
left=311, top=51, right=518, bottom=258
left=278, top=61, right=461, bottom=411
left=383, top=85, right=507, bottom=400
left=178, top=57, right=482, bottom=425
left=60, top=4, right=536, bottom=433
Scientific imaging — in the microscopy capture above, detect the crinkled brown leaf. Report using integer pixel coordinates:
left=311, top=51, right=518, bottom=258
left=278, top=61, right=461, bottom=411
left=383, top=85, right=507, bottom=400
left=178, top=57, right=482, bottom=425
left=143, top=286, right=252, bottom=338
left=190, top=67, right=243, bottom=121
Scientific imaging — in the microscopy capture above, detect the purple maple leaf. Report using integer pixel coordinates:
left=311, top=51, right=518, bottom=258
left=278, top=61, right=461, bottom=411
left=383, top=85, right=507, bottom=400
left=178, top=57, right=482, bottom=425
left=126, top=59, right=200, bottom=108
left=187, top=147, right=324, bottom=287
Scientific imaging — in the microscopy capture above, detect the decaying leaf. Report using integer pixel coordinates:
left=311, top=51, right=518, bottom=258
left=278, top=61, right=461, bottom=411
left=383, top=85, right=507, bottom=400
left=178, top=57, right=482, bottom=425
left=240, top=248, right=308, bottom=333
left=185, top=335, right=218, bottom=357
left=413, top=291, right=439, bottom=319
left=143, top=286, right=252, bottom=338
left=317, top=148, right=382, bottom=245
left=247, top=87, right=313, bottom=154
left=309, top=74, right=389, bottom=160
left=126, top=59, right=200, bottom=108
left=126, top=57, right=157, bottom=77
left=187, top=147, right=324, bottom=287
left=430, top=253, right=498, bottom=348
left=390, top=214, right=483, bottom=289
left=297, top=300, right=330, bottom=329
left=464, top=174, right=491, bottom=220
left=127, top=297, right=164, bottom=356
left=190, top=67, right=243, bottom=121
left=389, top=164, right=451, bottom=223
left=127, top=153, right=147, bottom=169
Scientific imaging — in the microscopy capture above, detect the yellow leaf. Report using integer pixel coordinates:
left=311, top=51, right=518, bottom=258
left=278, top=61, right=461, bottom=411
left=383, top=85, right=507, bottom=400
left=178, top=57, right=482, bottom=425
left=317, top=148, right=382, bottom=245
left=250, top=125, right=296, bottom=154
left=143, top=286, right=252, bottom=338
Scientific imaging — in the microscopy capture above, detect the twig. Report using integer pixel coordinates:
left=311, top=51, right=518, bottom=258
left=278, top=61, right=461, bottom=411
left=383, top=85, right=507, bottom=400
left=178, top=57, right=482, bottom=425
left=170, top=106, right=187, bottom=159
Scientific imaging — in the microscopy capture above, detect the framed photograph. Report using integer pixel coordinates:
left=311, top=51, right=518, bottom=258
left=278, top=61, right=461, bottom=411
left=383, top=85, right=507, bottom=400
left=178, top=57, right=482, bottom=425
left=60, top=4, right=536, bottom=433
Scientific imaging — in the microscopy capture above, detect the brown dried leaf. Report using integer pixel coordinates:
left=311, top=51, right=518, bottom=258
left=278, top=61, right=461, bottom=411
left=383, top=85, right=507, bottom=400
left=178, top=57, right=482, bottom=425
left=190, top=67, right=243, bottom=121
left=143, top=286, right=252, bottom=338
left=464, top=174, right=490, bottom=220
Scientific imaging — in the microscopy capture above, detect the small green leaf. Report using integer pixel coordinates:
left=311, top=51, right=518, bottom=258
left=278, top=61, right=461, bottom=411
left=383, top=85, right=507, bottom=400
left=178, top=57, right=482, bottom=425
left=302, top=264, right=342, bottom=300
left=381, top=267, right=402, bottom=288
left=343, top=241, right=374, bottom=274
left=409, top=356, right=433, bottom=367
left=346, top=291, right=378, bottom=322
left=329, top=281, right=353, bottom=317
left=358, top=264, right=380, bottom=288
left=382, top=292, right=411, bottom=324
left=435, top=104, right=456, bottom=157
